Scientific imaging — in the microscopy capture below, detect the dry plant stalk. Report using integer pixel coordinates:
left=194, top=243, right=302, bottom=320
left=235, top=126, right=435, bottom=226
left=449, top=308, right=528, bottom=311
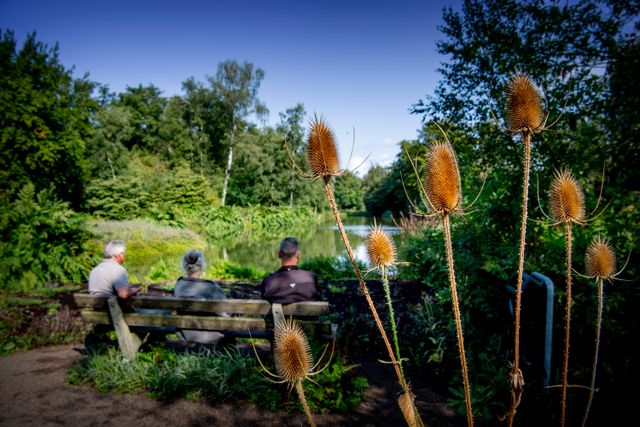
left=581, top=237, right=617, bottom=427
left=305, top=115, right=424, bottom=427
left=549, top=168, right=585, bottom=427
left=504, top=73, right=544, bottom=426
left=422, top=138, right=473, bottom=426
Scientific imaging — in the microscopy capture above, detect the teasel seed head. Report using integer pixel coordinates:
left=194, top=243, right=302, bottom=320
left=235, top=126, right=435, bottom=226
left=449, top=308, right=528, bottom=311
left=585, top=236, right=616, bottom=280
left=506, top=73, right=544, bottom=134
left=274, top=317, right=313, bottom=384
left=549, top=169, right=585, bottom=224
left=424, top=140, right=462, bottom=214
left=307, top=115, right=340, bottom=178
left=366, top=225, right=396, bottom=270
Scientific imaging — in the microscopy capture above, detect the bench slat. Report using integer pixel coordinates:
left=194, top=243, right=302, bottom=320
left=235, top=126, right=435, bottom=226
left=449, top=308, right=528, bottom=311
left=81, top=310, right=267, bottom=331
left=282, top=301, right=329, bottom=316
left=75, top=294, right=271, bottom=315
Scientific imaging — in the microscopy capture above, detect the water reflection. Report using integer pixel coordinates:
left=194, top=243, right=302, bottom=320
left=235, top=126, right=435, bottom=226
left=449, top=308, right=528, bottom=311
left=205, top=216, right=400, bottom=272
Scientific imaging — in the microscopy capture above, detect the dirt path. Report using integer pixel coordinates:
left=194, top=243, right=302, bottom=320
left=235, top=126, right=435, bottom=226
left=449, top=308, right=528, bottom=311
left=0, top=345, right=465, bottom=427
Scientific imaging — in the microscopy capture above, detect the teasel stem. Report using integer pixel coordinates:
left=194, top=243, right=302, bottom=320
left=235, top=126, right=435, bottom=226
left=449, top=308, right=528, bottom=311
left=324, top=177, right=423, bottom=426
left=443, top=213, right=473, bottom=426
left=581, top=276, right=603, bottom=427
left=561, top=222, right=573, bottom=427
left=381, top=266, right=405, bottom=380
left=507, top=131, right=531, bottom=427
left=295, top=380, right=316, bottom=427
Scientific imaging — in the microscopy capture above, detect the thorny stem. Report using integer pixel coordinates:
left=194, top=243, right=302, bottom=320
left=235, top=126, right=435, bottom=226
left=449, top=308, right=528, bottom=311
left=561, top=223, right=573, bottom=427
left=325, top=178, right=424, bottom=427
left=295, top=380, right=316, bottom=427
left=507, top=131, right=531, bottom=427
left=443, top=214, right=474, bottom=426
left=382, top=267, right=405, bottom=379
left=581, top=277, right=604, bottom=427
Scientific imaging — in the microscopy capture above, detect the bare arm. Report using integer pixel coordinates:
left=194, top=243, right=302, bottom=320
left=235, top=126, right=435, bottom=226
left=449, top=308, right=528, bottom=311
left=116, top=285, right=138, bottom=299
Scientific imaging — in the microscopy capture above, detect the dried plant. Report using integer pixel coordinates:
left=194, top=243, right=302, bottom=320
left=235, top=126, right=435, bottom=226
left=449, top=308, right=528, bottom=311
left=289, top=115, right=424, bottom=426
left=548, top=168, right=585, bottom=427
left=581, top=236, right=628, bottom=427
left=417, top=135, right=473, bottom=426
left=252, top=317, right=332, bottom=427
left=503, top=72, right=546, bottom=426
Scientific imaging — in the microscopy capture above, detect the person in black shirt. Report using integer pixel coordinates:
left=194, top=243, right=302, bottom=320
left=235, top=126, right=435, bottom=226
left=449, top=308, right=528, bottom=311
left=260, top=237, right=317, bottom=304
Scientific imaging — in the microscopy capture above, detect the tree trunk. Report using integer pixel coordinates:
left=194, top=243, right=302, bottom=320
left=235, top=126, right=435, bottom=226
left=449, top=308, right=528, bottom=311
left=221, top=119, right=236, bottom=206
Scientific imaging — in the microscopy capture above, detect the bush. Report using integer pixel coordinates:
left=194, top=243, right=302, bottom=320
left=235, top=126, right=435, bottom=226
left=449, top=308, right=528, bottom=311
left=0, top=183, right=95, bottom=291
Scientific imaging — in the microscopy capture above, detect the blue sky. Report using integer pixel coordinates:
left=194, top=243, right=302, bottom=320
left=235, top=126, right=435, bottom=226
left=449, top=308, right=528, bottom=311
left=1, top=0, right=460, bottom=175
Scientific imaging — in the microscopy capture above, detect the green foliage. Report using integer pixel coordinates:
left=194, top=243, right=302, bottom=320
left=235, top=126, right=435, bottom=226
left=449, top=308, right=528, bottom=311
left=68, top=345, right=366, bottom=413
left=86, top=153, right=218, bottom=220
left=300, top=255, right=368, bottom=281
left=197, top=205, right=321, bottom=240
left=334, top=172, right=364, bottom=211
left=0, top=30, right=97, bottom=208
left=0, top=183, right=95, bottom=291
left=208, top=260, right=267, bottom=282
left=301, top=355, right=369, bottom=413
left=0, top=296, right=90, bottom=355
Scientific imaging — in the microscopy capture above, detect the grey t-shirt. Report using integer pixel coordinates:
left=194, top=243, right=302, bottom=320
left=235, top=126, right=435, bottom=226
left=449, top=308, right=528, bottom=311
left=174, top=277, right=227, bottom=344
left=88, top=259, right=128, bottom=296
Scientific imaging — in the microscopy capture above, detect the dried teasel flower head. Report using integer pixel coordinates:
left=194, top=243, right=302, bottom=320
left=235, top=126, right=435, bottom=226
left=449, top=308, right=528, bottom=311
left=366, top=225, right=396, bottom=270
left=424, top=140, right=462, bottom=214
left=585, top=236, right=617, bottom=280
left=549, top=169, right=585, bottom=224
left=398, top=391, right=420, bottom=427
left=506, top=73, right=544, bottom=134
left=274, top=317, right=313, bottom=384
left=307, top=115, right=340, bottom=178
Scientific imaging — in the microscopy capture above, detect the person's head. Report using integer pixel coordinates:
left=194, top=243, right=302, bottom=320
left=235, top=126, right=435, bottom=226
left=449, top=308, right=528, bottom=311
left=181, top=249, right=206, bottom=277
left=278, top=237, right=300, bottom=266
left=103, top=240, right=126, bottom=264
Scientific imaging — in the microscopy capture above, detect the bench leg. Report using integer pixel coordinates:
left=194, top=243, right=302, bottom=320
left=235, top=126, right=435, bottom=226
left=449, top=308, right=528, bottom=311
left=108, top=296, right=142, bottom=360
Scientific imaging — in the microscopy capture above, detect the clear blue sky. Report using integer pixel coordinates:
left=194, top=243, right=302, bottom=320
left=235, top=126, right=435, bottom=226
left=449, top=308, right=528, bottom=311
left=1, top=0, right=460, bottom=175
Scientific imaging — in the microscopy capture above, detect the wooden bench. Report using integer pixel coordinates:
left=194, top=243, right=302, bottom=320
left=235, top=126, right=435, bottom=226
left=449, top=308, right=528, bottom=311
left=74, top=293, right=337, bottom=359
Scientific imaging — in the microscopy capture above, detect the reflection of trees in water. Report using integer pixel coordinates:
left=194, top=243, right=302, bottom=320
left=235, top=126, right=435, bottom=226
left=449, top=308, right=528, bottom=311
left=206, top=217, right=400, bottom=272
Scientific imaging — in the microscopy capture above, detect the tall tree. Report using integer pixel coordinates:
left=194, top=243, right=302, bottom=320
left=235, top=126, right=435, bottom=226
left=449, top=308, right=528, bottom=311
left=0, top=30, right=97, bottom=208
left=277, top=103, right=306, bottom=207
left=210, top=60, right=267, bottom=206
left=114, top=84, right=166, bottom=151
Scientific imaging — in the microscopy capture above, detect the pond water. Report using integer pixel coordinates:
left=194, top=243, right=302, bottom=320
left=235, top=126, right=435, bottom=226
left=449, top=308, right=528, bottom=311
left=202, top=216, right=401, bottom=274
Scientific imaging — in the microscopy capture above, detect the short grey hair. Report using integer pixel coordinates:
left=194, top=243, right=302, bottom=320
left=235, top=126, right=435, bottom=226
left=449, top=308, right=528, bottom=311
left=181, top=249, right=206, bottom=274
left=103, top=240, right=126, bottom=258
left=279, top=237, right=300, bottom=258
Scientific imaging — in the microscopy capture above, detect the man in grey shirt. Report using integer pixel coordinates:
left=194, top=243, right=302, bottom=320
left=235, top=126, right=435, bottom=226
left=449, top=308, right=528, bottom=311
left=88, top=240, right=138, bottom=298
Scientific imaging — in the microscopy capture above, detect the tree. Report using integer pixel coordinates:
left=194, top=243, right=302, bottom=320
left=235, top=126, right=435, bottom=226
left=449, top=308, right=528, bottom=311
left=87, top=105, right=133, bottom=179
left=0, top=30, right=97, bottom=208
left=334, top=171, right=364, bottom=210
left=277, top=103, right=306, bottom=207
left=114, top=84, right=166, bottom=151
left=210, top=60, right=267, bottom=206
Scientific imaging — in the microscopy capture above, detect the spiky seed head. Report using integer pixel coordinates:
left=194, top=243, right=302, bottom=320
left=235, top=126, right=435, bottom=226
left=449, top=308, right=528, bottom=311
left=549, top=169, right=585, bottom=223
left=585, top=236, right=617, bottom=279
left=307, top=115, right=340, bottom=178
left=366, top=226, right=396, bottom=270
left=424, top=140, right=461, bottom=213
left=274, top=317, right=313, bottom=384
left=506, top=74, right=544, bottom=134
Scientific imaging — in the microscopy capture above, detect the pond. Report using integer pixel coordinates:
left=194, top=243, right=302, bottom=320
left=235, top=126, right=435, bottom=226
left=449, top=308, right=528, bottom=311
left=203, top=216, right=402, bottom=273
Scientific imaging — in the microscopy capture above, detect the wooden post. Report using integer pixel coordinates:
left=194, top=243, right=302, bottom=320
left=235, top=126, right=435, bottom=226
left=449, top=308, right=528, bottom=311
left=271, top=303, right=284, bottom=327
left=107, top=296, right=141, bottom=360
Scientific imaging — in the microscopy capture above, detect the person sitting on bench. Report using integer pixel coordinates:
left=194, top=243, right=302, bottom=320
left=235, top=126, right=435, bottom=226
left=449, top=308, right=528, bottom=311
left=260, top=237, right=318, bottom=305
left=174, top=250, right=229, bottom=346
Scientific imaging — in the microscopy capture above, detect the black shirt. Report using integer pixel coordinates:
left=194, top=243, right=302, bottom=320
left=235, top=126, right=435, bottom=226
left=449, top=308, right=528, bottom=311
left=260, top=266, right=317, bottom=304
